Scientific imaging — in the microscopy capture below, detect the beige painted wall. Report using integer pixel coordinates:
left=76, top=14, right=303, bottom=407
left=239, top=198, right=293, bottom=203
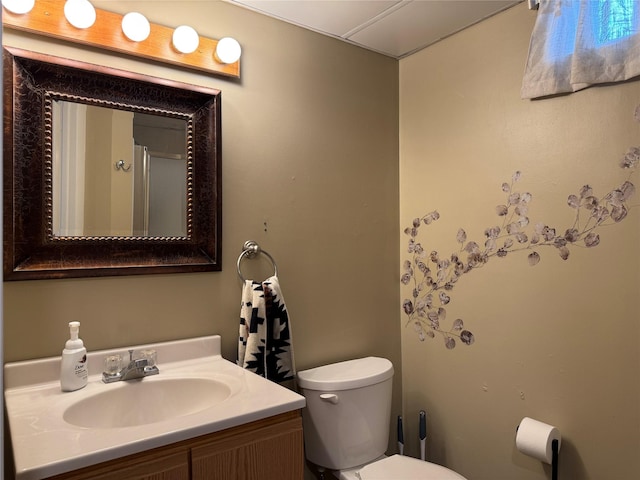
left=109, top=109, right=134, bottom=235
left=400, top=3, right=640, bottom=480
left=2, top=0, right=401, bottom=474
left=83, top=104, right=112, bottom=235
left=82, top=106, right=134, bottom=236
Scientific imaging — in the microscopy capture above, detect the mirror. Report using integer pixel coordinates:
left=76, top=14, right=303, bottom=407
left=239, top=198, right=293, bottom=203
left=3, top=47, right=222, bottom=280
left=52, top=102, right=188, bottom=237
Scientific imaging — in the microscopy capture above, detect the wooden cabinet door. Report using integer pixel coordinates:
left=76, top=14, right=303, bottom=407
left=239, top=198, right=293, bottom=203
left=43, top=411, right=303, bottom=480
left=241, top=419, right=304, bottom=480
left=191, top=412, right=304, bottom=480
left=45, top=449, right=190, bottom=480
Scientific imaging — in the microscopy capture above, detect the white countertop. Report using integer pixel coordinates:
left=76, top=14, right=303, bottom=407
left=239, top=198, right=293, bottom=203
left=4, top=335, right=306, bottom=480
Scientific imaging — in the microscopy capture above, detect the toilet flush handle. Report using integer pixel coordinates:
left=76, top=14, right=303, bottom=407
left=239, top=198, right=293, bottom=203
left=320, top=393, right=339, bottom=404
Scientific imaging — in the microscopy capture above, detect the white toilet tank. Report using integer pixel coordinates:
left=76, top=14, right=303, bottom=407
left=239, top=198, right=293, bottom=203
left=297, top=357, right=394, bottom=470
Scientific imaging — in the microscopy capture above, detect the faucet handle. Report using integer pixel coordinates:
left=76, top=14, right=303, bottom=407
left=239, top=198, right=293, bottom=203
left=104, top=354, right=122, bottom=375
left=128, top=349, right=134, bottom=362
left=139, top=349, right=157, bottom=367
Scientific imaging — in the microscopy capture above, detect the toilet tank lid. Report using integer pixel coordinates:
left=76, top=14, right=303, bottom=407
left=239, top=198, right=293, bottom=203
left=297, top=357, right=393, bottom=391
left=359, top=455, right=468, bottom=480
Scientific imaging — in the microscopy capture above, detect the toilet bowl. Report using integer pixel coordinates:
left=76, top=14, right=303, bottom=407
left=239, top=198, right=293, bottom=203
left=297, top=357, right=467, bottom=480
left=339, top=454, right=466, bottom=479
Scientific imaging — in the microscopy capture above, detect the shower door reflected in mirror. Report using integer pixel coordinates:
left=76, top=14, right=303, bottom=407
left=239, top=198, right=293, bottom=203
left=52, top=101, right=187, bottom=238
left=132, top=147, right=187, bottom=237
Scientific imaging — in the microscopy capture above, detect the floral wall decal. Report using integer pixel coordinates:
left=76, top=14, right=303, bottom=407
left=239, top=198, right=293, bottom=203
left=402, top=110, right=640, bottom=350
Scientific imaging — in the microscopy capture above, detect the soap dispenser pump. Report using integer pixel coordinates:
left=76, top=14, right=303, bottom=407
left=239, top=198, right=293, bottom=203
left=60, top=321, right=88, bottom=391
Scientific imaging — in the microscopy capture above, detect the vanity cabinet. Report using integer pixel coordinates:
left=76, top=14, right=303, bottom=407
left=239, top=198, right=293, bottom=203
left=44, top=411, right=303, bottom=480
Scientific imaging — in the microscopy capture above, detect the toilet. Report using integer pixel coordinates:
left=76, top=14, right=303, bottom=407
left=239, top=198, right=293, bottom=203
left=297, top=357, right=467, bottom=480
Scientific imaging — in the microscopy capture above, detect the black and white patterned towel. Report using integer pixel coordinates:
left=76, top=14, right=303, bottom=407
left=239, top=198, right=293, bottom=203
left=238, top=275, right=295, bottom=383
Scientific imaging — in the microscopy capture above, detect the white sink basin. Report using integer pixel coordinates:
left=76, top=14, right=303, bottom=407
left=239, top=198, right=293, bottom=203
left=4, top=335, right=306, bottom=480
left=63, top=378, right=232, bottom=428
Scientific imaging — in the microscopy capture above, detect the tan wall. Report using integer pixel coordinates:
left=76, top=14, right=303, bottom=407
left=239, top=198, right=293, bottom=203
left=400, top=3, right=640, bottom=480
left=83, top=104, right=112, bottom=235
left=2, top=0, right=401, bottom=472
left=110, top=110, right=134, bottom=235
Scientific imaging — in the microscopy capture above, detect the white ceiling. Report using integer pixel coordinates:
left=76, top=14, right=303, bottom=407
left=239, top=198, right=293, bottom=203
left=226, top=0, right=523, bottom=59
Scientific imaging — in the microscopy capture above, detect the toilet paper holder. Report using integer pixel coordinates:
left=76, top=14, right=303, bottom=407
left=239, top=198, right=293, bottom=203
left=551, top=439, right=559, bottom=480
left=515, top=424, right=559, bottom=480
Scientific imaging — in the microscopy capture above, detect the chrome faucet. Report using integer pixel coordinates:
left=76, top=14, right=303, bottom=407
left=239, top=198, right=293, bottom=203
left=102, top=349, right=159, bottom=383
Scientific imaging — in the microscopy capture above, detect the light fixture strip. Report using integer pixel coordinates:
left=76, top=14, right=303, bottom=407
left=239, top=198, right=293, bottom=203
left=2, top=0, right=240, bottom=78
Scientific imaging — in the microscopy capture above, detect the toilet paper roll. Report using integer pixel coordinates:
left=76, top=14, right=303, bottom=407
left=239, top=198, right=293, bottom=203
left=516, top=417, right=561, bottom=464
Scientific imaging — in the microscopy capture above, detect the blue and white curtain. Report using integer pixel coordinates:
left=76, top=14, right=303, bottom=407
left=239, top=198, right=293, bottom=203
left=522, top=0, right=640, bottom=98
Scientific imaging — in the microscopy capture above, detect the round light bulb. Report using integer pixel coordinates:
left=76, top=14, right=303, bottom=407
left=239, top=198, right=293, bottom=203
left=215, top=37, right=242, bottom=64
left=172, top=25, right=199, bottom=54
left=2, top=0, right=35, bottom=14
left=64, top=0, right=96, bottom=29
left=121, top=12, right=150, bottom=42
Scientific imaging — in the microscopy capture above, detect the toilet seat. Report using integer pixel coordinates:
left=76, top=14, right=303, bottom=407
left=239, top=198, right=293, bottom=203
left=357, top=455, right=467, bottom=480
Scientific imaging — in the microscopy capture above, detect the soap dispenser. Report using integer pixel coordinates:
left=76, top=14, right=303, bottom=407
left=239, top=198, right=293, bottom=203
left=60, top=321, right=88, bottom=391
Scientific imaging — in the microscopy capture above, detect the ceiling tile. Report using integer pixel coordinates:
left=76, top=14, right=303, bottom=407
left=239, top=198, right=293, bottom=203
left=229, top=0, right=402, bottom=37
left=226, top=0, right=523, bottom=58
left=348, top=1, right=519, bottom=58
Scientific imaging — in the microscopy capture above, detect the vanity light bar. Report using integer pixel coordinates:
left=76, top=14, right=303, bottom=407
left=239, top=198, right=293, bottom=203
left=2, top=0, right=241, bottom=78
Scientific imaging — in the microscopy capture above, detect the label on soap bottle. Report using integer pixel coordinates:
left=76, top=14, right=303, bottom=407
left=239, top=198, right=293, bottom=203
left=74, top=355, right=88, bottom=380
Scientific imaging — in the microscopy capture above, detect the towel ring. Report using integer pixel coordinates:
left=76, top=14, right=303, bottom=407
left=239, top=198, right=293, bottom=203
left=237, top=240, right=278, bottom=282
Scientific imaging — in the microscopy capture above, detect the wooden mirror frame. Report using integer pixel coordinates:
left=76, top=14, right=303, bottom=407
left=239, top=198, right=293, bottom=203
left=3, top=47, right=222, bottom=280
